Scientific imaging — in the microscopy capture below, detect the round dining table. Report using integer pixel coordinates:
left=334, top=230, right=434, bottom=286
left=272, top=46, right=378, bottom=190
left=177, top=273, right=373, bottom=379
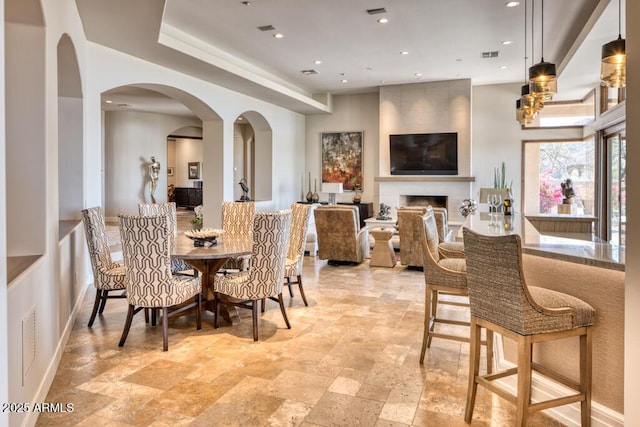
left=173, top=233, right=252, bottom=324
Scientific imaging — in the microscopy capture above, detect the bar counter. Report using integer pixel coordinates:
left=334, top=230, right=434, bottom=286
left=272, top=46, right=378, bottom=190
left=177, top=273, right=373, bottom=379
left=457, top=212, right=624, bottom=271
left=457, top=211, right=625, bottom=416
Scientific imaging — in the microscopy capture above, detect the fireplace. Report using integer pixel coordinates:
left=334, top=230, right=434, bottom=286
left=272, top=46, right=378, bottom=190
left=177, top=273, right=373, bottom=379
left=399, top=195, right=448, bottom=210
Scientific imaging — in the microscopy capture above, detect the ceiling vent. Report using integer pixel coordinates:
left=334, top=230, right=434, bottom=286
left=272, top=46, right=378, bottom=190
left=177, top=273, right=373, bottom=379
left=366, top=7, right=387, bottom=15
left=301, top=69, right=318, bottom=75
left=257, top=25, right=276, bottom=31
left=481, top=51, right=500, bottom=58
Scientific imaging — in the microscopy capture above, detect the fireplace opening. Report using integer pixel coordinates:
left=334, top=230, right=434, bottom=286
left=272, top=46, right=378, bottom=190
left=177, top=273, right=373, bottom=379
left=399, top=195, right=447, bottom=210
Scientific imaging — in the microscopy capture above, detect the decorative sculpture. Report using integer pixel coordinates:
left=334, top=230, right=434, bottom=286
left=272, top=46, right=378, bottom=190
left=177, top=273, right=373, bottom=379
left=239, top=178, right=251, bottom=201
left=148, top=156, right=160, bottom=203
left=376, top=203, right=392, bottom=220
left=459, top=198, right=478, bottom=217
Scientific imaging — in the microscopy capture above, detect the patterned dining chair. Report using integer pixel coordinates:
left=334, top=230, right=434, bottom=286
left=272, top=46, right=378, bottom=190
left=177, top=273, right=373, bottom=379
left=213, top=210, right=292, bottom=341
left=221, top=201, right=255, bottom=270
left=138, top=202, right=193, bottom=275
left=284, top=203, right=311, bottom=305
left=118, top=214, right=202, bottom=351
left=81, top=206, right=127, bottom=327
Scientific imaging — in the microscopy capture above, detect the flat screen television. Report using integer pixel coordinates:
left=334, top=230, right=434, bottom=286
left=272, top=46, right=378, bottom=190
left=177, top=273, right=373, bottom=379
left=389, top=132, right=458, bottom=175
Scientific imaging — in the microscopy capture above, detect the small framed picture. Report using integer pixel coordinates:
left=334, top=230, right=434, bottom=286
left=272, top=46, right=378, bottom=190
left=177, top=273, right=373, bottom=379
left=167, top=167, right=174, bottom=176
left=188, top=162, right=200, bottom=180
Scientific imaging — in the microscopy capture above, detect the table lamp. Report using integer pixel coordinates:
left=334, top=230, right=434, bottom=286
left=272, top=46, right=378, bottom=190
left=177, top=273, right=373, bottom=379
left=322, top=182, right=343, bottom=205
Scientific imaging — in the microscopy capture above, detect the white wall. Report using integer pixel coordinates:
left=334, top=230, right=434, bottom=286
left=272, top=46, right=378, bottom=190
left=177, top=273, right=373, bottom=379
left=174, top=137, right=203, bottom=188
left=305, top=93, right=379, bottom=204
left=103, top=110, right=202, bottom=216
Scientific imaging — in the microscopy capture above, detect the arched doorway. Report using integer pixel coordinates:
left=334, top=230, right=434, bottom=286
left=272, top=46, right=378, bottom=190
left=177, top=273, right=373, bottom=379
left=234, top=111, right=273, bottom=202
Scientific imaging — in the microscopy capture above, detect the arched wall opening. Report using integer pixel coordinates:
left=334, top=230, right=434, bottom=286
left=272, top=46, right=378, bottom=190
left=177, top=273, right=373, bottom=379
left=4, top=0, right=46, bottom=258
left=235, top=111, right=273, bottom=202
left=57, top=34, right=83, bottom=235
left=101, top=84, right=223, bottom=225
left=167, top=126, right=203, bottom=209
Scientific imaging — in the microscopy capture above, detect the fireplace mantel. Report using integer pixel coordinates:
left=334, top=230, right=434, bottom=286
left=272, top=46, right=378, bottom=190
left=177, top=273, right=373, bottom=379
left=375, top=176, right=475, bottom=182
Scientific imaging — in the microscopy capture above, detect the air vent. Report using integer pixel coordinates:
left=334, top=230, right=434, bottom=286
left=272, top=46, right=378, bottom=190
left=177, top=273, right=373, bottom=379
left=257, top=25, right=276, bottom=32
left=366, top=7, right=387, bottom=15
left=481, top=51, right=500, bottom=58
left=301, top=69, right=318, bottom=75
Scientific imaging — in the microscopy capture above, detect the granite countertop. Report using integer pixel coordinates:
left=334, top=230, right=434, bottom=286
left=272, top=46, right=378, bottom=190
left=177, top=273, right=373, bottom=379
left=457, top=212, right=624, bottom=271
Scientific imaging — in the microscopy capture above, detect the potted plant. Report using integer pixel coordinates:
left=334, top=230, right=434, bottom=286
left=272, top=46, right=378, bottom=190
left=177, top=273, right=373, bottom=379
left=190, top=205, right=203, bottom=229
left=560, top=178, right=576, bottom=204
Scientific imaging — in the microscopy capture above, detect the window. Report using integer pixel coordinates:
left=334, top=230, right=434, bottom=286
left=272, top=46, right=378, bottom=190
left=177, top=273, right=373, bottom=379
left=600, top=84, right=626, bottom=114
left=603, top=128, right=626, bottom=245
left=523, top=138, right=595, bottom=216
left=523, top=90, right=595, bottom=128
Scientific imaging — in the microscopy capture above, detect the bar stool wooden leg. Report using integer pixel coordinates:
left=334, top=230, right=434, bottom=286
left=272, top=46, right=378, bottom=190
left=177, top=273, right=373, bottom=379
left=581, top=329, right=593, bottom=427
left=516, top=335, right=533, bottom=426
left=464, top=317, right=482, bottom=423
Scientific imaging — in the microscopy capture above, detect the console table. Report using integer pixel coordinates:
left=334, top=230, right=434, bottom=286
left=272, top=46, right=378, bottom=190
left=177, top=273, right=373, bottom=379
left=174, top=187, right=202, bottom=209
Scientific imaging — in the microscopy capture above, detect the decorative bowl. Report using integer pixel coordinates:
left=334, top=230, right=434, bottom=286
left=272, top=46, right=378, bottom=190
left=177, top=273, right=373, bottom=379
left=184, top=228, right=223, bottom=246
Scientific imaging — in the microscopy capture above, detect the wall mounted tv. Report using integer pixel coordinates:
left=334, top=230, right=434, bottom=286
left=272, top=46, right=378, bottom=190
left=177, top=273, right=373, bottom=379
left=389, top=132, right=458, bottom=175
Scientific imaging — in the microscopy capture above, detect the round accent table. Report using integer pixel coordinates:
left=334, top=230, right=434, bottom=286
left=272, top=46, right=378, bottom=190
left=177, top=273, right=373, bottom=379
left=369, top=227, right=397, bottom=268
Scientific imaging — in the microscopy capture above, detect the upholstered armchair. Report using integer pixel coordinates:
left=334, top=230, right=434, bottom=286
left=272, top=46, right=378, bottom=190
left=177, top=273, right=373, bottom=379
left=430, top=206, right=464, bottom=258
left=214, top=211, right=292, bottom=341
left=397, top=206, right=428, bottom=268
left=81, top=206, right=127, bottom=327
left=314, top=205, right=370, bottom=264
left=118, top=214, right=202, bottom=351
left=284, top=203, right=311, bottom=305
left=138, top=202, right=193, bottom=275
left=221, top=201, right=255, bottom=270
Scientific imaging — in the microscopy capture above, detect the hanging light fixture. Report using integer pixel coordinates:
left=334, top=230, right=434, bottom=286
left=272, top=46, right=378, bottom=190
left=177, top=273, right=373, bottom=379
left=529, top=0, right=557, bottom=100
left=517, top=0, right=538, bottom=125
left=601, top=0, right=626, bottom=87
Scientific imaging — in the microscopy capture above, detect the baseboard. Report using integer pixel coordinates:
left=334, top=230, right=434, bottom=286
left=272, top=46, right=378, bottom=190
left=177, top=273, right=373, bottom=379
left=23, top=283, right=89, bottom=427
left=492, top=338, right=624, bottom=427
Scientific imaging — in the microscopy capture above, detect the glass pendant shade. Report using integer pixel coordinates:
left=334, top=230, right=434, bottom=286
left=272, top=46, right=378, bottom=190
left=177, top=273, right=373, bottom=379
left=515, top=99, right=533, bottom=125
left=520, top=84, right=542, bottom=115
left=601, top=36, right=626, bottom=88
left=529, top=59, right=557, bottom=100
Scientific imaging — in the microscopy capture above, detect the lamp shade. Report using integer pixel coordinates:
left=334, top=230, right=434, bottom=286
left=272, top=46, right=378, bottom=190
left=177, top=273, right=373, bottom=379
left=321, top=183, right=343, bottom=194
left=529, top=60, right=557, bottom=100
left=601, top=36, right=626, bottom=88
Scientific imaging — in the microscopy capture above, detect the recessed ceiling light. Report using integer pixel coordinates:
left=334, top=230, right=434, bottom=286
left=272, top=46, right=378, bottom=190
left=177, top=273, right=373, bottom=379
left=237, top=117, right=244, bottom=121
left=414, top=72, right=423, bottom=77
left=105, top=100, right=113, bottom=104
left=377, top=17, right=389, bottom=24
left=379, top=80, right=385, bottom=83
left=456, top=58, right=463, bottom=62
left=241, top=1, right=251, bottom=5
left=273, top=33, right=284, bottom=39
left=505, top=1, right=520, bottom=7
left=313, top=60, right=322, bottom=65
left=502, top=40, right=513, bottom=45
left=499, top=65, right=508, bottom=69
left=400, top=51, right=409, bottom=55
left=341, top=79, right=348, bottom=83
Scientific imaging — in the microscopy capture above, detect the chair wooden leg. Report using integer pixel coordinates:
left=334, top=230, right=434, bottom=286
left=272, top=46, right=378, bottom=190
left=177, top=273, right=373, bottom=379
left=162, top=307, right=169, bottom=351
left=252, top=301, right=259, bottom=341
left=427, top=289, right=438, bottom=348
left=98, top=290, right=108, bottom=314
left=214, top=292, right=220, bottom=329
left=118, top=304, right=136, bottom=347
left=516, top=335, right=533, bottom=427
left=420, top=285, right=433, bottom=364
left=278, top=293, right=291, bottom=329
left=581, top=329, right=593, bottom=426
left=297, top=275, right=309, bottom=306
left=88, top=289, right=102, bottom=327
left=287, top=277, right=294, bottom=297
left=261, top=298, right=266, bottom=313
left=151, top=308, right=157, bottom=327
left=464, top=317, right=482, bottom=423
left=195, top=294, right=202, bottom=330
left=144, top=308, right=149, bottom=324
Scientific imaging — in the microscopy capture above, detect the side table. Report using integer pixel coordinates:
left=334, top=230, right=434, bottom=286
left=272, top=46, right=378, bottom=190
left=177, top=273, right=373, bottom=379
left=369, top=227, right=396, bottom=268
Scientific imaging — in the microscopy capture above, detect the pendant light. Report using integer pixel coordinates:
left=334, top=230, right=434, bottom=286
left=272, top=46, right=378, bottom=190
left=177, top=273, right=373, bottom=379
left=516, top=0, right=537, bottom=125
left=601, top=0, right=625, bottom=88
left=529, top=0, right=557, bottom=100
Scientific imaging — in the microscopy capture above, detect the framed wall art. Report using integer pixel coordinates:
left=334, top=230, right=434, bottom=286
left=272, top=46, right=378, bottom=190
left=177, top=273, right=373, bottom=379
left=166, top=167, right=174, bottom=176
left=188, top=162, right=200, bottom=179
left=321, top=131, right=363, bottom=191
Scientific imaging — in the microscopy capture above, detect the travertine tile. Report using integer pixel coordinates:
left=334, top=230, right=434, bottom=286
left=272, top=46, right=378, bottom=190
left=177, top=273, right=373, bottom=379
left=36, top=256, right=566, bottom=427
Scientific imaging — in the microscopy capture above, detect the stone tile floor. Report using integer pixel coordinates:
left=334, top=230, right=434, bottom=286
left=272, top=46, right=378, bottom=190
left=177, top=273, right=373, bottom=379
left=36, top=255, right=564, bottom=426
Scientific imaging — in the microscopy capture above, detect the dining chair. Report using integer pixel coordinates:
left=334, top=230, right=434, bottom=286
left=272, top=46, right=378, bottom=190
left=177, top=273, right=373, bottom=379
left=462, top=228, right=595, bottom=426
left=81, top=206, right=127, bottom=327
left=138, top=202, right=194, bottom=275
left=213, top=210, right=292, bottom=341
left=431, top=206, right=465, bottom=258
left=118, top=214, right=202, bottom=351
left=284, top=203, right=311, bottom=305
left=221, top=201, right=255, bottom=270
left=414, top=211, right=492, bottom=372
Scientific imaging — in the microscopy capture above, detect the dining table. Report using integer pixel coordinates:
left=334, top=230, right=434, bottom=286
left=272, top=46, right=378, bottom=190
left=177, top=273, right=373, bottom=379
left=172, top=232, right=252, bottom=324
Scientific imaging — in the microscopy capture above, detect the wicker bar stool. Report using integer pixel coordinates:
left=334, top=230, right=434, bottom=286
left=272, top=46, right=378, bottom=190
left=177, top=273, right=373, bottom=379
left=462, top=228, right=595, bottom=426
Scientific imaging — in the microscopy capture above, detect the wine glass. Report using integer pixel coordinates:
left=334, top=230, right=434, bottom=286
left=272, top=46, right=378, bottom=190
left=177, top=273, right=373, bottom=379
left=488, top=194, right=501, bottom=225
